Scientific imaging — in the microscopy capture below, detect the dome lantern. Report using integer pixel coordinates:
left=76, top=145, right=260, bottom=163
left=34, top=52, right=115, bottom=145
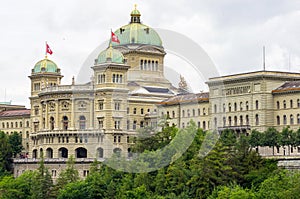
left=130, top=4, right=141, bottom=23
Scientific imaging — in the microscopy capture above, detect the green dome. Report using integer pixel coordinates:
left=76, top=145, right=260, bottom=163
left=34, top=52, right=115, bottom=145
left=112, top=23, right=162, bottom=47
left=97, top=46, right=124, bottom=64
left=33, top=58, right=58, bottom=73
left=112, top=6, right=162, bottom=47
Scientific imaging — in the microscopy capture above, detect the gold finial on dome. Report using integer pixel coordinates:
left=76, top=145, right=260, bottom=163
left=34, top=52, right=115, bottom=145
left=134, top=4, right=137, bottom=10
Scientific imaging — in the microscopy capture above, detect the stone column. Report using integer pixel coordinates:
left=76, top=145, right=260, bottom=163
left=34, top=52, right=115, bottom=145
left=55, top=99, right=59, bottom=130
left=70, top=98, right=75, bottom=130
left=45, top=102, right=48, bottom=130
left=89, top=99, right=94, bottom=129
left=39, top=103, right=43, bottom=131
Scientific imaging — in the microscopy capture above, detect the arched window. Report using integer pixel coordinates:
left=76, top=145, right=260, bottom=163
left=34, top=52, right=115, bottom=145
left=228, top=103, right=232, bottom=112
left=283, top=100, right=286, bottom=109
left=255, top=100, right=259, bottom=110
left=203, top=121, right=206, bottom=130
left=182, top=110, right=185, bottom=117
left=240, top=102, right=243, bottom=111
left=297, top=99, right=300, bottom=108
left=297, top=114, right=300, bottom=124
left=234, top=103, right=237, bottom=111
left=214, top=104, right=217, bottom=113
left=290, top=115, right=294, bottom=125
left=128, top=148, right=133, bottom=158
left=32, top=149, right=37, bottom=159
left=50, top=117, right=55, bottom=130
left=58, top=147, right=68, bottom=158
left=198, top=108, right=201, bottom=116
left=192, top=109, right=195, bottom=116
left=223, top=117, right=226, bottom=127
left=79, top=115, right=86, bottom=130
left=172, top=111, right=175, bottom=118
left=46, top=148, right=53, bottom=158
left=214, top=117, right=217, bottom=127
left=97, top=148, right=104, bottom=158
left=277, top=116, right=280, bottom=125
left=140, top=60, right=143, bottom=70
left=133, top=121, right=137, bottom=130
left=246, top=101, right=249, bottom=111
left=277, top=101, right=280, bottom=109
left=223, top=103, right=226, bottom=112
left=76, top=147, right=87, bottom=158
left=234, top=116, right=238, bottom=126
left=228, top=116, right=232, bottom=126
left=63, top=116, right=68, bottom=130
left=113, top=148, right=122, bottom=157
left=283, top=115, right=287, bottom=125
left=187, top=109, right=190, bottom=117
left=155, top=61, right=158, bottom=71
left=152, top=60, right=155, bottom=71
left=203, top=108, right=206, bottom=115
left=290, top=100, right=293, bottom=108
left=240, top=115, right=243, bottom=125
left=255, top=114, right=259, bottom=125
left=246, top=115, right=249, bottom=125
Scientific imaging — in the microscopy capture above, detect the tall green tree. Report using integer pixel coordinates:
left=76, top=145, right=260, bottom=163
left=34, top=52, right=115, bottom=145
left=31, top=156, right=53, bottom=199
left=8, top=132, right=23, bottom=158
left=0, top=131, right=13, bottom=175
left=262, top=128, right=280, bottom=155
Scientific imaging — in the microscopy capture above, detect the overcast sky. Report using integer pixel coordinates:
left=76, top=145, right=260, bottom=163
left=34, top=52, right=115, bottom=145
left=0, top=0, right=299, bottom=107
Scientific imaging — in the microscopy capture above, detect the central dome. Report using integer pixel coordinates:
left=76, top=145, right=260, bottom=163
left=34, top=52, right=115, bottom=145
left=112, top=6, right=162, bottom=47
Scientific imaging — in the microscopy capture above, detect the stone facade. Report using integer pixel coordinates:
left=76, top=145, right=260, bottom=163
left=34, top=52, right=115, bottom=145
left=11, top=7, right=300, bottom=177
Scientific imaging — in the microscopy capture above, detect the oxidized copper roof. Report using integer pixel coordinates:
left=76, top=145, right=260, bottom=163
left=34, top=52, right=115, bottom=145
left=160, top=92, right=209, bottom=105
left=0, top=109, right=31, bottom=118
left=272, top=81, right=300, bottom=93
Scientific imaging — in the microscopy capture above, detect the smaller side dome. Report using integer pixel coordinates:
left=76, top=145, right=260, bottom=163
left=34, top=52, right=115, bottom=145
left=97, top=45, right=124, bottom=64
left=33, top=58, right=58, bottom=73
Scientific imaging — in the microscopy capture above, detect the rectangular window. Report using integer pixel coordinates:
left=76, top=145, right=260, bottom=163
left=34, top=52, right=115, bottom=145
left=99, top=100, right=104, bottom=110
left=98, top=74, right=105, bottom=84
left=114, top=120, right=121, bottom=129
left=34, top=83, right=40, bottom=91
left=99, top=120, right=104, bottom=129
left=114, top=102, right=121, bottom=110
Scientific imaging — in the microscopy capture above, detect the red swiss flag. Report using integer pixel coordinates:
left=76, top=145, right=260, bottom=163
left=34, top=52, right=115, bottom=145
left=111, top=31, right=120, bottom=43
left=46, top=43, right=53, bottom=55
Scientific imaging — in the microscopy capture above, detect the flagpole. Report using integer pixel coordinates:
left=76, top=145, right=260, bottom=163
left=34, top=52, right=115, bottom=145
left=110, top=29, right=112, bottom=46
left=45, top=41, right=48, bottom=59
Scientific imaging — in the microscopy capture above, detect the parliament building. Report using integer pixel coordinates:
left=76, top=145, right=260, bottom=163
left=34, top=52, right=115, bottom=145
left=0, top=6, right=299, bottom=178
